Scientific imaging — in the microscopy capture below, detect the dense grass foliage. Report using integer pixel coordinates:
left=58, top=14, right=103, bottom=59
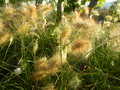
left=0, top=1, right=120, bottom=90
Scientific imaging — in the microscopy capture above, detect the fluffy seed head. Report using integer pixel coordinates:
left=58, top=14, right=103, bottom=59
left=4, top=6, right=14, bottom=15
left=105, top=16, right=113, bottom=21
left=20, top=7, right=29, bottom=16
left=17, top=23, right=29, bottom=33
left=82, top=7, right=90, bottom=16
left=0, top=19, right=4, bottom=31
left=0, top=32, right=11, bottom=45
left=73, top=18, right=100, bottom=39
left=28, top=6, right=37, bottom=21
left=70, top=38, right=92, bottom=58
left=113, top=17, right=118, bottom=22
left=72, top=10, right=82, bottom=25
left=33, top=54, right=63, bottom=81
left=103, top=21, right=111, bottom=28
left=37, top=5, right=52, bottom=16
left=60, top=25, right=72, bottom=45
left=68, top=75, right=81, bottom=89
left=116, top=3, right=120, bottom=9
left=34, top=57, right=47, bottom=71
left=116, top=9, right=120, bottom=14
left=92, top=10, right=99, bottom=16
left=107, top=24, right=120, bottom=52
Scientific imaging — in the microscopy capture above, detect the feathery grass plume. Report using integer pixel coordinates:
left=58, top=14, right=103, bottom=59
left=116, top=9, right=120, bottom=14
left=49, top=54, right=61, bottom=66
left=105, top=16, right=113, bottom=21
left=17, top=22, right=29, bottom=33
left=84, top=19, right=100, bottom=39
left=33, top=57, right=48, bottom=80
left=60, top=25, right=72, bottom=45
left=20, top=7, right=29, bottom=15
left=107, top=24, right=120, bottom=52
left=116, top=3, right=120, bottom=9
left=19, top=6, right=29, bottom=17
left=34, top=57, right=47, bottom=71
left=4, top=5, right=14, bottom=15
left=103, top=21, right=111, bottom=28
left=82, top=7, right=90, bottom=16
left=91, top=9, right=99, bottom=16
left=20, top=2, right=30, bottom=21
left=37, top=4, right=52, bottom=16
left=116, top=3, right=120, bottom=13
left=28, top=4, right=37, bottom=21
left=61, top=14, right=68, bottom=24
left=70, top=38, right=92, bottom=58
left=41, top=84, right=57, bottom=90
left=0, top=31, right=12, bottom=45
left=68, top=75, right=81, bottom=90
left=20, top=1, right=37, bottom=22
left=0, top=19, right=4, bottom=31
left=70, top=10, right=100, bottom=39
left=72, top=10, right=82, bottom=25
left=54, top=25, right=69, bottom=62
left=19, top=8, right=30, bottom=22
left=113, top=17, right=118, bottom=22
left=33, top=54, right=63, bottom=81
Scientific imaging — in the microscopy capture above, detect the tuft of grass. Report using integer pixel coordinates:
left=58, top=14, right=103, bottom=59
left=0, top=1, right=120, bottom=90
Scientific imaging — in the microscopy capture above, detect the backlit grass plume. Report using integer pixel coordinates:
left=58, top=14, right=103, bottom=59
left=37, top=4, right=52, bottom=16
left=28, top=3, right=37, bottom=21
left=107, top=23, right=120, bottom=52
left=57, top=11, right=100, bottom=59
left=68, top=75, right=81, bottom=90
left=0, top=19, right=4, bottom=31
left=17, top=22, right=29, bottom=33
left=32, top=53, right=64, bottom=81
left=1, top=1, right=52, bottom=35
left=57, top=24, right=72, bottom=46
left=71, top=11, right=100, bottom=39
left=0, top=31, right=12, bottom=45
left=4, top=5, right=14, bottom=15
left=69, top=38, right=92, bottom=58
left=60, top=25, right=72, bottom=42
